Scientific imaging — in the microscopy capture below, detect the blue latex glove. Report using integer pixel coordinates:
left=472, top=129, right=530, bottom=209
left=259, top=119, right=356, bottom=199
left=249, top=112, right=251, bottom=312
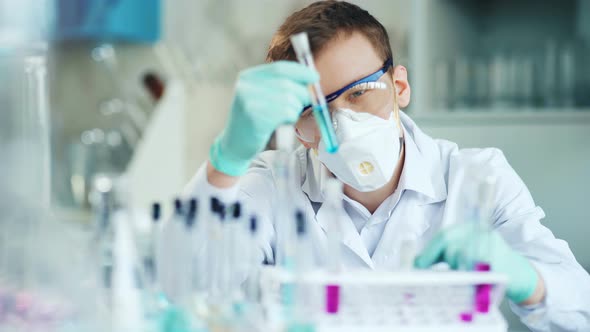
left=210, top=61, right=319, bottom=176
left=414, top=223, right=539, bottom=304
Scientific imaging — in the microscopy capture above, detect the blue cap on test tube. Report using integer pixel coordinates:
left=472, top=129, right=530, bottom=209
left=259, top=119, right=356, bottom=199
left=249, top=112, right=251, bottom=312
left=231, top=202, right=241, bottom=219
left=211, top=197, right=225, bottom=221
left=186, top=198, right=197, bottom=228
left=174, top=198, right=183, bottom=216
left=249, top=216, right=258, bottom=234
left=151, top=202, right=161, bottom=222
left=295, top=210, right=306, bottom=236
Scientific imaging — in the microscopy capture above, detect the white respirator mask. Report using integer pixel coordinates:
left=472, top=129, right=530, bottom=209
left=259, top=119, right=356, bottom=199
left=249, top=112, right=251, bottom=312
left=317, top=108, right=403, bottom=192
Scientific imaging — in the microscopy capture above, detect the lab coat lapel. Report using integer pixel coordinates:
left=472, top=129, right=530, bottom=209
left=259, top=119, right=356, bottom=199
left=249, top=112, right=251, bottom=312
left=316, top=202, right=374, bottom=269
left=438, top=153, right=466, bottom=229
left=371, top=199, right=431, bottom=269
left=298, top=147, right=373, bottom=268
left=370, top=113, right=449, bottom=268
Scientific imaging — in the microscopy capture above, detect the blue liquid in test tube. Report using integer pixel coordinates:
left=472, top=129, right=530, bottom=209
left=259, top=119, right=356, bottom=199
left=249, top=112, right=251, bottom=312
left=312, top=103, right=338, bottom=153
left=291, top=32, right=339, bottom=154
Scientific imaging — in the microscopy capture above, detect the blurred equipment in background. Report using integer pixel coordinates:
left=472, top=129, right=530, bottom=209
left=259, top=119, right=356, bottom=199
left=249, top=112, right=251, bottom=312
left=432, top=39, right=587, bottom=111
left=53, top=0, right=160, bottom=42
left=417, top=0, right=590, bottom=113
left=59, top=43, right=153, bottom=210
left=0, top=2, right=107, bottom=330
left=0, top=0, right=185, bottom=330
left=46, top=0, right=193, bottom=215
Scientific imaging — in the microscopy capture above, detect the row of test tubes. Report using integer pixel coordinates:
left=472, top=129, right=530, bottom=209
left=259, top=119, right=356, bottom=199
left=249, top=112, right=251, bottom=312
left=88, top=171, right=274, bottom=332
left=433, top=40, right=586, bottom=110
left=0, top=161, right=499, bottom=332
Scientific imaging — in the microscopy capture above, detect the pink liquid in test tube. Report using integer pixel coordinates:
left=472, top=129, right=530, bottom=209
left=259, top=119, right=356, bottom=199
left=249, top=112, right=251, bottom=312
left=325, top=285, right=340, bottom=314
left=474, top=262, right=491, bottom=313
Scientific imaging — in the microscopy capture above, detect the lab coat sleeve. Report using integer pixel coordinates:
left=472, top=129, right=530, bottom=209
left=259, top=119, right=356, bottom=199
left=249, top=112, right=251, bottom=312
left=487, top=149, right=590, bottom=331
left=182, top=162, right=241, bottom=203
left=182, top=156, right=278, bottom=266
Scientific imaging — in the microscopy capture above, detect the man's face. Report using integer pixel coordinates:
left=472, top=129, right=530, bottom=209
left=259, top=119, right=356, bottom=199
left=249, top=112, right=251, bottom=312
left=294, top=31, right=411, bottom=149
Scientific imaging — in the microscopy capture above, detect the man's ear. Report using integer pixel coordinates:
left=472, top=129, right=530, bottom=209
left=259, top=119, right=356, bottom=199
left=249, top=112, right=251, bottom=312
left=392, top=65, right=411, bottom=108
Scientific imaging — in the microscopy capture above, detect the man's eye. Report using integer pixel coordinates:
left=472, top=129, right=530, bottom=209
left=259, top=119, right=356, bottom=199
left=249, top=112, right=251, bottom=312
left=350, top=90, right=366, bottom=99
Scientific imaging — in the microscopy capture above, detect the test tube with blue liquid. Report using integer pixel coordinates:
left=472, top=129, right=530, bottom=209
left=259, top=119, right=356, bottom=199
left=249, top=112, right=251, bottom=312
left=290, top=32, right=339, bottom=154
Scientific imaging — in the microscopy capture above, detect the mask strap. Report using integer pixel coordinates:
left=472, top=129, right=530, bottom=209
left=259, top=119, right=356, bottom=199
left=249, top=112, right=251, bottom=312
left=295, top=127, right=314, bottom=143
left=392, top=90, right=405, bottom=156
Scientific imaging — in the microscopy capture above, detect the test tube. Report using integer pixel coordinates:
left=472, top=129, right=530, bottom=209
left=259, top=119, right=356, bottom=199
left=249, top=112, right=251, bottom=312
left=112, top=204, right=144, bottom=331
left=398, top=236, right=417, bottom=271
left=208, top=197, right=225, bottom=300
left=220, top=203, right=233, bottom=298
left=294, top=210, right=314, bottom=272
left=473, top=175, right=497, bottom=314
left=433, top=59, right=451, bottom=109
left=324, top=179, right=343, bottom=271
left=227, top=202, right=243, bottom=300
left=185, top=198, right=198, bottom=229
left=179, top=199, right=198, bottom=304
left=473, top=59, right=489, bottom=107
left=145, top=202, right=161, bottom=287
left=168, top=199, right=184, bottom=300
left=290, top=210, right=317, bottom=331
left=453, top=56, right=470, bottom=108
left=490, top=53, right=510, bottom=109
left=290, top=32, right=339, bottom=153
left=559, top=44, right=575, bottom=107
left=542, top=40, right=557, bottom=108
left=245, top=216, right=259, bottom=303
left=192, top=200, right=210, bottom=302
left=274, top=125, right=297, bottom=268
left=324, top=178, right=343, bottom=314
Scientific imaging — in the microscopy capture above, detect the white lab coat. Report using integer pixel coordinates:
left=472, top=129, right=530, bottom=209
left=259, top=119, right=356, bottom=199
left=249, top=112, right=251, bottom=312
left=183, top=112, right=590, bottom=331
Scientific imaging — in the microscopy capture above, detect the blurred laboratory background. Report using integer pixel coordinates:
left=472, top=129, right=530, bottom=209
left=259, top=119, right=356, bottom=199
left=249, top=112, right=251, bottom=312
left=1, top=0, right=589, bottom=331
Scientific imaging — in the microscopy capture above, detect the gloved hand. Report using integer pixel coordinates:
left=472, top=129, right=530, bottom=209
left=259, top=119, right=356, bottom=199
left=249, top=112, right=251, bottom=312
left=209, top=61, right=319, bottom=176
left=414, top=223, right=539, bottom=304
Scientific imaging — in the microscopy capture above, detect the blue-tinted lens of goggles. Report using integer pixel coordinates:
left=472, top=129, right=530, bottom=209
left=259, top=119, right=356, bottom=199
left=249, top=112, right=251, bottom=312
left=301, top=58, right=394, bottom=112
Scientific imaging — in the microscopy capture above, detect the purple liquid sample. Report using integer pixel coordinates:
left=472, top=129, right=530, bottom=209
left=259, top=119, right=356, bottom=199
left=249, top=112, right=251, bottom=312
left=460, top=311, right=474, bottom=322
left=325, top=285, right=340, bottom=314
left=474, top=262, right=492, bottom=313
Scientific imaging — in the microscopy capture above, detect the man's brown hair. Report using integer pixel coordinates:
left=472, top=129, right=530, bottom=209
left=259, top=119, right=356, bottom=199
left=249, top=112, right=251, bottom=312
left=266, top=1, right=393, bottom=64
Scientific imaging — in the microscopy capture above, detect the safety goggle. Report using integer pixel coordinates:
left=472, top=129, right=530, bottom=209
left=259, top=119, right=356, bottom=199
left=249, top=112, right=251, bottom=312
left=296, top=59, right=395, bottom=144
left=301, top=58, right=394, bottom=114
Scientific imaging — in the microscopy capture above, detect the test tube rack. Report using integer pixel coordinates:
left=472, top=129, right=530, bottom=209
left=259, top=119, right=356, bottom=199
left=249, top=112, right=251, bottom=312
left=260, top=267, right=508, bottom=332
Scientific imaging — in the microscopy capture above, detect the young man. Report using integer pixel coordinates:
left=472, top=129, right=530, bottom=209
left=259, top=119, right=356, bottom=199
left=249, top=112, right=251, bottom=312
left=186, top=1, right=590, bottom=330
